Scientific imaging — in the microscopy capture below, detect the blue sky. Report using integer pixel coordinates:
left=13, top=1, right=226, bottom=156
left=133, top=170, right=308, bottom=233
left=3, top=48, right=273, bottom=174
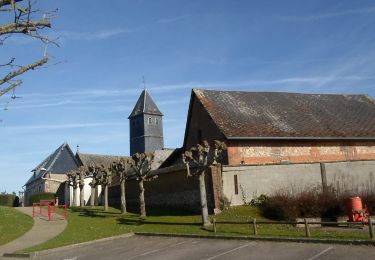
left=1, top=0, right=375, bottom=193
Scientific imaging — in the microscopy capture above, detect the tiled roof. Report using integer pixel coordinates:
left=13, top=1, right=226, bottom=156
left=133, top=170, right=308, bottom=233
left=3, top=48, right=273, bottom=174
left=128, top=89, right=163, bottom=118
left=193, top=89, right=375, bottom=139
left=76, top=153, right=129, bottom=168
left=151, top=149, right=176, bottom=169
left=26, top=143, right=79, bottom=185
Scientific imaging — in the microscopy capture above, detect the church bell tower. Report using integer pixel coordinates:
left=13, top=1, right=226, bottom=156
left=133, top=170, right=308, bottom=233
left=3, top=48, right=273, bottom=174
left=128, top=89, right=164, bottom=155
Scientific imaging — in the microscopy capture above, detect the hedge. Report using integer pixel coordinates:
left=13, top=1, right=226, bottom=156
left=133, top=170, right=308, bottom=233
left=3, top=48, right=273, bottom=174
left=0, top=194, right=17, bottom=207
left=29, top=192, right=56, bottom=205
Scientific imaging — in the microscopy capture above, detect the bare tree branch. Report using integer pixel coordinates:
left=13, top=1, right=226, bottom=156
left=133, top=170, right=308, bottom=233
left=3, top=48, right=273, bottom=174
left=0, top=20, right=51, bottom=36
left=0, top=79, right=21, bottom=96
left=0, top=0, right=56, bottom=100
left=0, top=57, right=47, bottom=86
left=0, top=0, right=22, bottom=8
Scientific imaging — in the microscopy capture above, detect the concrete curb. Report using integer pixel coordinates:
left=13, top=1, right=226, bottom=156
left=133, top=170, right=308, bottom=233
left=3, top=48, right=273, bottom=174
left=135, top=232, right=375, bottom=246
left=3, top=233, right=134, bottom=259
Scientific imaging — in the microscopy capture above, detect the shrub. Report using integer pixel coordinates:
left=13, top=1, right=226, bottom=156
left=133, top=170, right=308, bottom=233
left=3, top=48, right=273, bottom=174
left=259, top=186, right=350, bottom=221
left=361, top=192, right=375, bottom=215
left=29, top=192, right=56, bottom=205
left=260, top=191, right=298, bottom=220
left=250, top=194, right=269, bottom=207
left=0, top=194, right=16, bottom=207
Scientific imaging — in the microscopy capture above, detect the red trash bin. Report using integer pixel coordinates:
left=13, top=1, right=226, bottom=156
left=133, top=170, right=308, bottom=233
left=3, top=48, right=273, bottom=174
left=346, top=196, right=368, bottom=222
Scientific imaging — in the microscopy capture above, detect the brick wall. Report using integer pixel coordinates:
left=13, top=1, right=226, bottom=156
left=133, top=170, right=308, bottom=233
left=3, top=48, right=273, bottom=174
left=227, top=140, right=375, bottom=165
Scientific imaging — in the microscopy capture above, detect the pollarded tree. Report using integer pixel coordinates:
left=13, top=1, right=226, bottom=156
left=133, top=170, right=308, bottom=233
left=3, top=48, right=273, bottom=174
left=0, top=0, right=56, bottom=97
left=129, top=152, right=155, bottom=217
left=182, top=140, right=227, bottom=226
left=77, top=166, right=86, bottom=207
left=87, top=165, right=101, bottom=207
left=97, top=164, right=112, bottom=211
left=110, top=158, right=131, bottom=214
left=66, top=170, right=78, bottom=206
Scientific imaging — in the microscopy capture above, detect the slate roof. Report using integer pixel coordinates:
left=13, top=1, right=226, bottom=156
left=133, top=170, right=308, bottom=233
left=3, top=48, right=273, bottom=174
left=25, top=143, right=79, bottom=185
left=151, top=149, right=176, bottom=169
left=128, top=89, right=163, bottom=118
left=76, top=153, right=129, bottom=168
left=192, top=89, right=375, bottom=139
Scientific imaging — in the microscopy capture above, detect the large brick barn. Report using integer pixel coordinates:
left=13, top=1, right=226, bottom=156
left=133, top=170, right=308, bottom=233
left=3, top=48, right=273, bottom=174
left=120, top=89, right=375, bottom=212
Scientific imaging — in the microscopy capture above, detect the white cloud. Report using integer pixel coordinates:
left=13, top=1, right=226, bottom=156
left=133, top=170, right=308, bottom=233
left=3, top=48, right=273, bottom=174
left=6, top=122, right=125, bottom=130
left=57, top=28, right=132, bottom=41
left=276, top=7, right=375, bottom=22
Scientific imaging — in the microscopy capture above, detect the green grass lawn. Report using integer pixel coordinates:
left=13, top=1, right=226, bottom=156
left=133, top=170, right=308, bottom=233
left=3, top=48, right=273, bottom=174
left=24, top=205, right=370, bottom=252
left=0, top=206, right=34, bottom=246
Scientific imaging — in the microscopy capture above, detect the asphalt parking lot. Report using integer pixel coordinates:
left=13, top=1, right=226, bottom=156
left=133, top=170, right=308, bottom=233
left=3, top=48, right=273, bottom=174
left=34, top=235, right=375, bottom=260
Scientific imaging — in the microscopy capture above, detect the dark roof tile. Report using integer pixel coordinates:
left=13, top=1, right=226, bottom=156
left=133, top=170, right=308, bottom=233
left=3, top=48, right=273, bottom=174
left=128, top=89, right=163, bottom=118
left=194, top=89, right=375, bottom=139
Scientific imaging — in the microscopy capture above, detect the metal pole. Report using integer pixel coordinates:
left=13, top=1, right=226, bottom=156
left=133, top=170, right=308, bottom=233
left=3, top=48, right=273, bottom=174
left=369, top=218, right=374, bottom=240
left=304, top=218, right=311, bottom=238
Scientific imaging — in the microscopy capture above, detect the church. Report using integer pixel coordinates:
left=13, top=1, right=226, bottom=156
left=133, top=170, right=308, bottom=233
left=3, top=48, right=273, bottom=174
left=24, top=88, right=375, bottom=212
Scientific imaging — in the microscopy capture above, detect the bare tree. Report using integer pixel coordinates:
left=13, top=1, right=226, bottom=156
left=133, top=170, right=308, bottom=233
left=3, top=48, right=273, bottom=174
left=129, top=152, right=155, bottom=217
left=0, top=0, right=56, bottom=97
left=87, top=165, right=101, bottom=207
left=66, top=170, right=78, bottom=207
left=110, top=158, right=131, bottom=214
left=77, top=166, right=86, bottom=207
left=182, top=140, right=227, bottom=226
left=97, top=164, right=112, bottom=211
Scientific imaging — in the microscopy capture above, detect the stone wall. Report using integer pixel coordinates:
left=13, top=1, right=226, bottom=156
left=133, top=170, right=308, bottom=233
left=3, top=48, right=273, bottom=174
left=109, top=165, right=222, bottom=213
left=222, top=160, right=375, bottom=206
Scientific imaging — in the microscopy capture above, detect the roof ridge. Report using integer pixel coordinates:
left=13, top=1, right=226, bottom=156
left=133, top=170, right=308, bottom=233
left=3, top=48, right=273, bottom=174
left=194, top=88, right=370, bottom=96
left=78, top=152, right=128, bottom=157
left=46, top=143, right=66, bottom=171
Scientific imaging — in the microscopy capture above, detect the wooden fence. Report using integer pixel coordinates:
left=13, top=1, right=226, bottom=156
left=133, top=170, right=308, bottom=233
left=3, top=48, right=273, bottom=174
left=212, top=217, right=374, bottom=239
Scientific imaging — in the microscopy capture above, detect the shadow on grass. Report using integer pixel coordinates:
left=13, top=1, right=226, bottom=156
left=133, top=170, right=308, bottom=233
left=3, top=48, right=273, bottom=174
left=122, top=206, right=198, bottom=217
left=117, top=217, right=202, bottom=227
left=70, top=207, right=123, bottom=218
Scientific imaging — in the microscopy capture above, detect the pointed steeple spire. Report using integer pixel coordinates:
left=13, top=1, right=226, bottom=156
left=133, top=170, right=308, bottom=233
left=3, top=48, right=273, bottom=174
left=128, top=89, right=163, bottom=119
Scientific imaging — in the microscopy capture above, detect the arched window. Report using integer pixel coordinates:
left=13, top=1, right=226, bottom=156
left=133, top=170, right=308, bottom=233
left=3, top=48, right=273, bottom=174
left=155, top=118, right=159, bottom=125
left=148, top=117, right=152, bottom=124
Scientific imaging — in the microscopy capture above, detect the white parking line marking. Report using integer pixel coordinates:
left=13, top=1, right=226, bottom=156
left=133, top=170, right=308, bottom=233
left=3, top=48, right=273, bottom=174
left=306, top=246, right=334, bottom=260
left=204, top=242, right=254, bottom=260
left=127, top=239, right=192, bottom=259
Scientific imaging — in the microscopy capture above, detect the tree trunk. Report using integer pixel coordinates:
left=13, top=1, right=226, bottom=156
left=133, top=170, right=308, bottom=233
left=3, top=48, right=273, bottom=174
left=80, top=185, right=84, bottom=207
left=104, top=185, right=108, bottom=211
left=73, top=187, right=77, bottom=207
left=199, top=171, right=211, bottom=226
left=90, top=186, right=95, bottom=207
left=94, top=186, right=99, bottom=206
left=139, top=180, right=146, bottom=217
left=120, top=179, right=127, bottom=214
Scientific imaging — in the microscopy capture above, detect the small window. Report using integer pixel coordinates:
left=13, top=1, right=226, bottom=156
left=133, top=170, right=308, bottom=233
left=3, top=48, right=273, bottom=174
left=234, top=175, right=238, bottom=195
left=155, top=118, right=159, bottom=125
left=38, top=185, right=42, bottom=192
left=132, top=121, right=136, bottom=127
left=148, top=117, right=152, bottom=124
